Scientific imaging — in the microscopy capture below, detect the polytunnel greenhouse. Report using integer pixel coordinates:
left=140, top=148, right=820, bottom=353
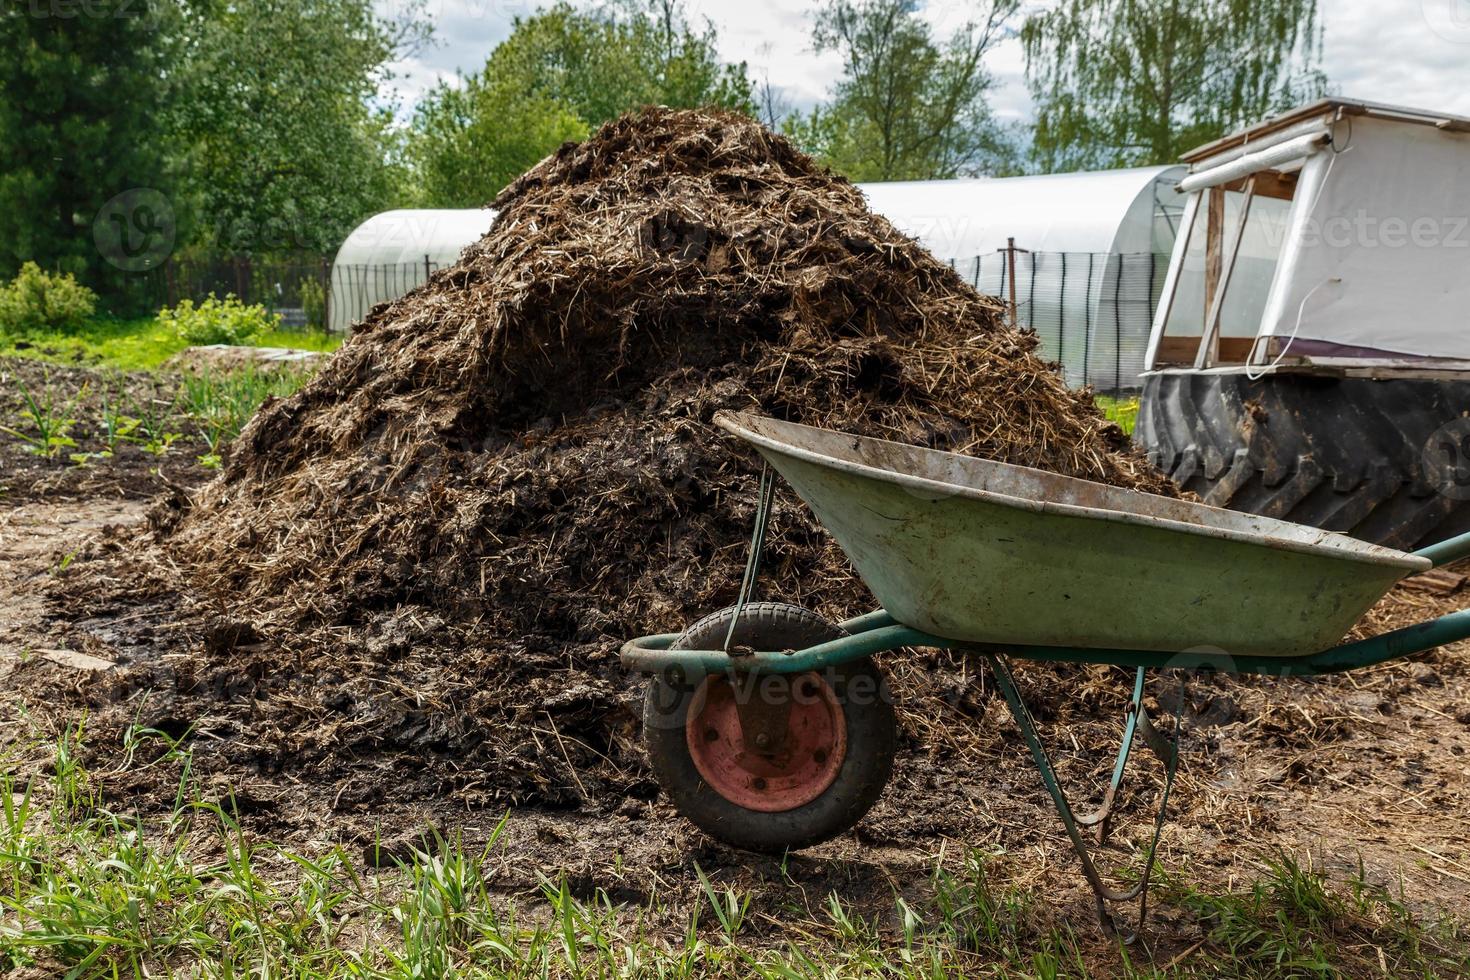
left=329, top=166, right=1186, bottom=389
left=327, top=209, right=497, bottom=332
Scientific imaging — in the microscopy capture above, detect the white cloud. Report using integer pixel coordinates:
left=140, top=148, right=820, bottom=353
left=1323, top=0, right=1470, bottom=115
left=376, top=0, right=525, bottom=107
left=684, top=1, right=839, bottom=108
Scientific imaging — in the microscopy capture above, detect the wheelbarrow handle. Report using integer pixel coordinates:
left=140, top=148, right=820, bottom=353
left=1413, top=527, right=1470, bottom=569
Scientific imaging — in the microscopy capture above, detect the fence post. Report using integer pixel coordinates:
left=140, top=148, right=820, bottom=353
left=1083, top=252, right=1095, bottom=387
left=424, top=253, right=432, bottom=283
left=1058, top=252, right=1067, bottom=366
left=321, top=258, right=332, bottom=332
left=996, top=237, right=1029, bottom=331
left=1028, top=251, right=1037, bottom=337
left=998, top=244, right=1008, bottom=313
left=233, top=257, right=253, bottom=305
left=1113, top=254, right=1124, bottom=396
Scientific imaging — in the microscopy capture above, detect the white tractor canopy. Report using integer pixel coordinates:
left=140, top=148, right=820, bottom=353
left=1147, top=98, right=1470, bottom=373
left=328, top=209, right=496, bottom=332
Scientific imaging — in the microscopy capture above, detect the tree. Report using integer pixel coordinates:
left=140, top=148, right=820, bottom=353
left=0, top=0, right=176, bottom=310
left=1023, top=0, right=1325, bottom=172
left=409, top=80, right=588, bottom=210
left=408, top=1, right=755, bottom=207
left=170, top=0, right=430, bottom=255
left=789, top=0, right=1020, bottom=182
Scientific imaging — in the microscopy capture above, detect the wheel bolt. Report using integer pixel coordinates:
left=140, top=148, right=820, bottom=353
left=753, top=732, right=771, bottom=748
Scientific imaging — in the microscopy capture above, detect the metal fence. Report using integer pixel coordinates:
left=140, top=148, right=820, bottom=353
left=152, top=256, right=332, bottom=328
left=147, top=255, right=450, bottom=331
left=327, top=260, right=445, bottom=333
left=955, top=250, right=1171, bottom=394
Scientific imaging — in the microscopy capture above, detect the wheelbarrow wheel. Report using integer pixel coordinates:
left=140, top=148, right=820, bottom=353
left=642, top=602, right=896, bottom=853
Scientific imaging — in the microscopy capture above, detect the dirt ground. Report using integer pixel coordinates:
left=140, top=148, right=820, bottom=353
left=0, top=497, right=146, bottom=672
left=4, top=447, right=1469, bottom=968
left=2, top=355, right=1468, bottom=974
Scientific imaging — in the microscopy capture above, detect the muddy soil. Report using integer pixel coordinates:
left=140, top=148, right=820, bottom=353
left=0, top=496, right=147, bottom=670
left=5, top=480, right=1468, bottom=967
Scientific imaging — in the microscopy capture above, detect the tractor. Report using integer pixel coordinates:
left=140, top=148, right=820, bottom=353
left=1136, top=98, right=1470, bottom=549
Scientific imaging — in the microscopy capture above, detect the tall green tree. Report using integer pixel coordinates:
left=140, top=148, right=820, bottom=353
left=0, top=0, right=176, bottom=309
left=1023, top=0, right=1325, bottom=171
left=408, top=0, right=755, bottom=207
left=171, top=0, right=430, bottom=255
left=788, top=0, right=1020, bottom=181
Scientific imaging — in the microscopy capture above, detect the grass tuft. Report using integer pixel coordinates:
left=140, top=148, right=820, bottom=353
left=178, top=365, right=314, bottom=466
left=1095, top=395, right=1141, bottom=435
left=1175, top=850, right=1469, bottom=978
left=1, top=315, right=341, bottom=372
left=0, top=724, right=1466, bottom=978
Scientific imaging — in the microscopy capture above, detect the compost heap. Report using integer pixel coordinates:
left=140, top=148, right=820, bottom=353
left=112, top=108, right=1178, bottom=811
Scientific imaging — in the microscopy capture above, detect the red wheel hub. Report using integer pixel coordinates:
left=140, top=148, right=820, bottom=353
left=685, top=672, right=847, bottom=812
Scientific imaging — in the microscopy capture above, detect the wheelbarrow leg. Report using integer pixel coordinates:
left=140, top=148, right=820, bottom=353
left=1074, top=666, right=1146, bottom=844
left=1072, top=666, right=1178, bottom=846
left=987, top=655, right=1181, bottom=940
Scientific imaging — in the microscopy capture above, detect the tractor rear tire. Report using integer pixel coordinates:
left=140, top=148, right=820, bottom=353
left=1135, top=371, right=1470, bottom=551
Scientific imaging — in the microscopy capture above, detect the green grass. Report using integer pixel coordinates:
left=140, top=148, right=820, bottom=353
left=1, top=359, right=318, bottom=470
left=0, top=316, right=341, bottom=371
left=0, top=729, right=1464, bottom=979
left=256, top=326, right=342, bottom=353
left=0, top=372, right=82, bottom=457
left=179, top=365, right=314, bottom=466
left=1172, top=852, right=1468, bottom=978
left=1096, top=395, right=1141, bottom=435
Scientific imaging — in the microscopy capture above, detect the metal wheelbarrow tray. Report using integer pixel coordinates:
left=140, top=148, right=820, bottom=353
left=715, top=413, right=1428, bottom=658
left=619, top=411, right=1470, bottom=936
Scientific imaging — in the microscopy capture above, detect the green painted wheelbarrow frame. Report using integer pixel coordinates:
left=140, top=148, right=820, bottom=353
left=619, top=413, right=1470, bottom=935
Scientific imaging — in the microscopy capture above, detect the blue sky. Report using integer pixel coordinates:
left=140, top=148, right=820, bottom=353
left=377, top=0, right=1470, bottom=125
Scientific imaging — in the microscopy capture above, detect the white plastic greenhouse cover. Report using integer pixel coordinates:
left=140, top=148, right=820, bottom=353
left=858, top=166, right=1185, bottom=259
left=327, top=168, right=1185, bottom=335
left=858, top=168, right=1186, bottom=390
left=328, top=209, right=496, bottom=332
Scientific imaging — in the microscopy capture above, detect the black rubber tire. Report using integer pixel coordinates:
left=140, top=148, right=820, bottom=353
left=1136, top=372, right=1470, bottom=551
left=642, top=602, right=896, bottom=853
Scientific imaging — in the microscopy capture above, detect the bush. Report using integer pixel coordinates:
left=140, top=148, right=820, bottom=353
left=159, top=293, right=280, bottom=346
left=298, top=276, right=326, bottom=331
left=0, top=262, right=98, bottom=337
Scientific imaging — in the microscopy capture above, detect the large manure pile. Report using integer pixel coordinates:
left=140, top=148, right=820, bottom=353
left=103, top=109, right=1177, bottom=810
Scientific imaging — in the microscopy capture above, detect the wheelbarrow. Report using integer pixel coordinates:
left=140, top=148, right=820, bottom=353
left=620, top=411, right=1470, bottom=934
